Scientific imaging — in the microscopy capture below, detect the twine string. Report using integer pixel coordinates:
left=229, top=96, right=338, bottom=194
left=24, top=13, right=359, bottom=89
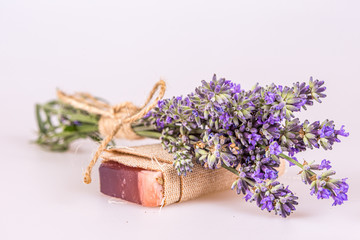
left=57, top=80, right=166, bottom=184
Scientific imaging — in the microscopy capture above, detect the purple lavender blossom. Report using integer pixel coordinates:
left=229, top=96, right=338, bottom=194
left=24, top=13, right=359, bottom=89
left=264, top=92, right=277, bottom=104
left=308, top=171, right=349, bottom=206
left=269, top=141, right=282, bottom=155
left=165, top=116, right=172, bottom=124
left=260, top=196, right=275, bottom=211
left=264, top=168, right=278, bottom=180
left=243, top=190, right=253, bottom=201
left=320, top=125, right=334, bottom=138
left=311, top=187, right=331, bottom=199
left=298, top=119, right=349, bottom=150
left=332, top=178, right=349, bottom=206
left=247, top=133, right=261, bottom=146
left=39, top=73, right=350, bottom=218
left=309, top=77, right=327, bottom=103
left=139, top=74, right=349, bottom=217
left=337, top=178, right=349, bottom=192
left=319, top=159, right=332, bottom=170
left=156, top=118, right=164, bottom=128
left=231, top=167, right=253, bottom=195
left=251, top=169, right=264, bottom=183
left=245, top=181, right=298, bottom=218
left=231, top=83, right=241, bottom=94
left=332, top=192, right=348, bottom=206
left=336, top=125, right=350, bottom=137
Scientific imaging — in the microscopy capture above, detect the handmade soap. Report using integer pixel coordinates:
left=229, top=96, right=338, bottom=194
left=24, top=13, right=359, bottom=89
left=98, top=144, right=286, bottom=207
left=99, top=161, right=164, bottom=207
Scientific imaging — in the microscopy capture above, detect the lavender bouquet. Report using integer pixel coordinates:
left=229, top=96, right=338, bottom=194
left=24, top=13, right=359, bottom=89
left=36, top=75, right=349, bottom=218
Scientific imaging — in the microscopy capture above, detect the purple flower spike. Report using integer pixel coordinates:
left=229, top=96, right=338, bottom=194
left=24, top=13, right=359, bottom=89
left=309, top=174, right=349, bottom=206
left=243, top=190, right=253, bottom=201
left=336, top=178, right=349, bottom=192
left=313, top=187, right=331, bottom=199
left=336, top=125, right=349, bottom=137
left=247, top=133, right=261, bottom=146
left=332, top=192, right=348, bottom=206
left=264, top=168, right=278, bottom=180
left=246, top=181, right=298, bottom=218
left=264, top=92, right=277, bottom=104
left=231, top=168, right=253, bottom=195
left=320, top=125, right=334, bottom=138
left=269, top=141, right=282, bottom=156
left=138, top=74, right=349, bottom=218
left=319, top=159, right=332, bottom=170
left=260, top=196, right=275, bottom=211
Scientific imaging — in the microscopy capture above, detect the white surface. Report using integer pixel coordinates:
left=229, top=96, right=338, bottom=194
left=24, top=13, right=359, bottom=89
left=1, top=1, right=359, bottom=239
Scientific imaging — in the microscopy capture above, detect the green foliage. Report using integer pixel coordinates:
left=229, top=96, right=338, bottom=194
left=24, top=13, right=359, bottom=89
left=35, top=100, right=103, bottom=151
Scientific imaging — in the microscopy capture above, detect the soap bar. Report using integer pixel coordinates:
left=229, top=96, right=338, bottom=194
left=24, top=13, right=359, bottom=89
left=99, top=144, right=279, bottom=206
left=99, top=161, right=164, bottom=207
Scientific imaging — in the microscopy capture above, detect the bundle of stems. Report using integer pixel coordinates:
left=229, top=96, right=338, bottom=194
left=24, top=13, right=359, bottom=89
left=35, top=75, right=349, bottom=218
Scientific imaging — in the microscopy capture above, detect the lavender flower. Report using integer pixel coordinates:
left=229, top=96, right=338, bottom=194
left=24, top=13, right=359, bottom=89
left=247, top=133, right=261, bottom=146
left=173, top=150, right=194, bottom=176
left=301, top=120, right=320, bottom=149
left=280, top=119, right=302, bottom=147
left=231, top=167, right=253, bottom=195
left=294, top=157, right=349, bottom=206
left=141, top=74, right=349, bottom=216
left=195, top=133, right=237, bottom=169
left=37, top=74, right=350, bottom=218
left=319, top=159, right=332, bottom=170
left=310, top=174, right=349, bottom=206
left=245, top=181, right=298, bottom=218
left=336, top=125, right=350, bottom=137
left=296, top=119, right=349, bottom=151
left=269, top=141, right=282, bottom=155
left=264, top=92, right=277, bottom=104
left=309, top=77, right=327, bottom=103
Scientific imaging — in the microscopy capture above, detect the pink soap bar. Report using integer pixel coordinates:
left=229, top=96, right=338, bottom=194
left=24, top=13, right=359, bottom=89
left=99, top=161, right=164, bottom=207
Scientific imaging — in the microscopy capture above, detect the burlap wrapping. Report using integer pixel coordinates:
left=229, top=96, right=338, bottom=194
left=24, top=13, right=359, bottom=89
left=101, top=144, right=286, bottom=206
left=57, top=80, right=166, bottom=184
left=101, top=144, right=237, bottom=206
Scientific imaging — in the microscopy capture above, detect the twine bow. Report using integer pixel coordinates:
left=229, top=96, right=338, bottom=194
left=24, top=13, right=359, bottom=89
left=57, top=80, right=166, bottom=184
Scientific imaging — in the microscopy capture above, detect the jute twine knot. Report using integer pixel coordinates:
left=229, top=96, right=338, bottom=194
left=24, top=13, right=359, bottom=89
left=56, top=80, right=166, bottom=184
left=98, top=102, right=143, bottom=140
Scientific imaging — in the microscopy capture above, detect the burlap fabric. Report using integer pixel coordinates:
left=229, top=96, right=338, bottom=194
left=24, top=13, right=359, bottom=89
left=102, top=144, right=286, bottom=206
left=101, top=144, right=238, bottom=206
left=57, top=80, right=166, bottom=184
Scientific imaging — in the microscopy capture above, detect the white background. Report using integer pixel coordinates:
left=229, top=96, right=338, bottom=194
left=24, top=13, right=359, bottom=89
left=1, top=1, right=359, bottom=239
